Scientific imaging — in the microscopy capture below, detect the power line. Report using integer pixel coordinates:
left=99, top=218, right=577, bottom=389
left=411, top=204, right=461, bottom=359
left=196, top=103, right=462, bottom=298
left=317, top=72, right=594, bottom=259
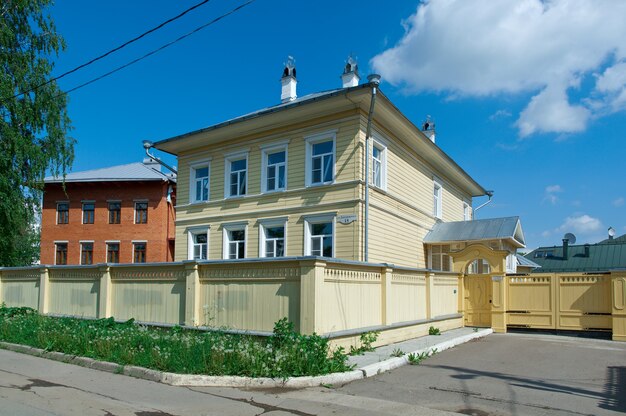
left=61, top=0, right=256, bottom=97
left=4, top=0, right=213, bottom=102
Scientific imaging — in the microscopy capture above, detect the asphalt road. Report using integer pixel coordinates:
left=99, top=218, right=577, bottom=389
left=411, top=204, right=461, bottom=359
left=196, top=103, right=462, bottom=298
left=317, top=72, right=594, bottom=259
left=338, top=332, right=626, bottom=416
left=0, top=332, right=624, bottom=415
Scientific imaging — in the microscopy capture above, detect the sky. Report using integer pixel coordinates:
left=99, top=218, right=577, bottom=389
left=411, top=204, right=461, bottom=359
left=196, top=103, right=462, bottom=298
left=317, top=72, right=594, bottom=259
left=47, top=0, right=626, bottom=250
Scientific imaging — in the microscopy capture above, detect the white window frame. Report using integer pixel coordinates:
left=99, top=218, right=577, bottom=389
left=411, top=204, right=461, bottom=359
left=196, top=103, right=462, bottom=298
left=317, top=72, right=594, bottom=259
left=260, top=143, right=288, bottom=193
left=54, top=240, right=69, bottom=265
left=433, top=178, right=443, bottom=219
left=189, top=160, right=211, bottom=204
left=79, top=240, right=94, bottom=265
left=259, top=217, right=287, bottom=258
left=187, top=226, right=210, bottom=260
left=304, top=214, right=335, bottom=257
left=428, top=244, right=452, bottom=272
left=106, top=240, right=121, bottom=263
left=224, top=151, right=248, bottom=198
left=305, top=131, right=336, bottom=187
left=222, top=222, right=247, bottom=259
left=463, top=201, right=471, bottom=221
left=371, top=134, right=387, bottom=190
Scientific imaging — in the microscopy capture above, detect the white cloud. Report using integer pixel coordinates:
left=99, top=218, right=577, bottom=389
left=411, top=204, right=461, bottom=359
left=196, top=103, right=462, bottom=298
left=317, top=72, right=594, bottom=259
left=557, top=214, right=603, bottom=235
left=489, top=109, right=512, bottom=121
left=544, top=184, right=563, bottom=205
left=371, top=0, right=626, bottom=137
left=614, top=197, right=625, bottom=207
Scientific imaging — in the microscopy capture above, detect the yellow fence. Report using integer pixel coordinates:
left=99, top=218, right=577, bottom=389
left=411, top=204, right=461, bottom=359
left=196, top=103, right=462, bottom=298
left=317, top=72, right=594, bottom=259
left=0, top=259, right=462, bottom=344
left=505, top=272, right=625, bottom=340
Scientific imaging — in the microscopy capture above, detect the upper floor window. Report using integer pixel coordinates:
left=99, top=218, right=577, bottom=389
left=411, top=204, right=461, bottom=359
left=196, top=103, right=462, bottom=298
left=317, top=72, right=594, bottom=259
left=133, top=242, right=147, bottom=263
left=188, top=230, right=208, bottom=260
left=107, top=242, right=120, bottom=263
left=135, top=202, right=148, bottom=224
left=306, top=132, right=335, bottom=186
left=371, top=139, right=387, bottom=190
left=80, top=242, right=93, bottom=265
left=463, top=201, right=471, bottom=221
left=57, top=202, right=69, bottom=224
left=82, top=202, right=95, bottom=224
left=261, top=145, right=287, bottom=193
left=260, top=219, right=286, bottom=258
left=223, top=224, right=246, bottom=259
left=225, top=152, right=248, bottom=197
left=108, top=202, right=121, bottom=224
left=433, top=179, right=442, bottom=219
left=305, top=215, right=334, bottom=257
left=55, top=242, right=67, bottom=265
left=191, top=163, right=210, bottom=203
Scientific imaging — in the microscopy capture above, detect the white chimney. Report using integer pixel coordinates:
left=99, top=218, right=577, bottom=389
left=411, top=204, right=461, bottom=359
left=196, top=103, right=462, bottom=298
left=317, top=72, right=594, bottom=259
left=421, top=115, right=436, bottom=143
left=281, top=56, right=297, bottom=103
left=341, top=55, right=360, bottom=88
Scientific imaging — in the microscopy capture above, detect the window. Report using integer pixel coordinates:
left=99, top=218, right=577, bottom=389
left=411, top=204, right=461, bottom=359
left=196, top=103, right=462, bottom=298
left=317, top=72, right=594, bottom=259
left=260, top=220, right=286, bottom=257
left=371, top=139, right=387, bottom=190
left=429, top=245, right=451, bottom=271
left=223, top=224, right=246, bottom=259
left=305, top=215, right=334, bottom=257
left=306, top=132, right=335, bottom=186
left=57, top=203, right=69, bottom=224
left=433, top=179, right=442, bottom=219
left=225, top=152, right=248, bottom=198
left=191, top=163, right=210, bottom=203
left=261, top=146, right=287, bottom=193
left=133, top=242, right=147, bottom=263
left=80, top=242, right=93, bottom=265
left=135, top=202, right=148, bottom=224
left=107, top=243, right=120, bottom=263
left=55, top=243, right=67, bottom=265
left=108, top=202, right=121, bottom=224
left=82, top=202, right=94, bottom=224
left=189, top=231, right=208, bottom=260
left=463, top=202, right=471, bottom=221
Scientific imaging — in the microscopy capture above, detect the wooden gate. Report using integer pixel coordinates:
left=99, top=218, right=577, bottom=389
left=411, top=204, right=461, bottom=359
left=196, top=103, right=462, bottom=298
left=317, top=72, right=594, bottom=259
left=507, top=273, right=612, bottom=331
left=464, top=274, right=492, bottom=327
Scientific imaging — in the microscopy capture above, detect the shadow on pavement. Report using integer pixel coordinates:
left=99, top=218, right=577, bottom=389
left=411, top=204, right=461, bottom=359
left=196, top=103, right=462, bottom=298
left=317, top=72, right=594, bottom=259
left=599, top=366, right=626, bottom=412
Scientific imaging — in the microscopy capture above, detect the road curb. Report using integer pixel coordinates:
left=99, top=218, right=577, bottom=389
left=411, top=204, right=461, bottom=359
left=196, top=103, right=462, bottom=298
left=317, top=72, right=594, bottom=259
left=0, top=329, right=490, bottom=388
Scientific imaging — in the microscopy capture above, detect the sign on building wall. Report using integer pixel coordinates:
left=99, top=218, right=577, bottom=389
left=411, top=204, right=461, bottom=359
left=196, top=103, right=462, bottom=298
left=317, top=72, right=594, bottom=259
left=337, top=214, right=357, bottom=225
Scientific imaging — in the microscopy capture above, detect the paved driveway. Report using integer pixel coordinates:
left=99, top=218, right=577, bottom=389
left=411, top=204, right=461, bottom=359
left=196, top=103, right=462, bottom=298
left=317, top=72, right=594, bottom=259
left=336, top=332, right=626, bottom=416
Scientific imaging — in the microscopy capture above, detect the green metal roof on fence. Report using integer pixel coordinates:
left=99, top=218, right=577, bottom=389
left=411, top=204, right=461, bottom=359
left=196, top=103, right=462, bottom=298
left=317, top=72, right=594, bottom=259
left=525, top=235, right=626, bottom=272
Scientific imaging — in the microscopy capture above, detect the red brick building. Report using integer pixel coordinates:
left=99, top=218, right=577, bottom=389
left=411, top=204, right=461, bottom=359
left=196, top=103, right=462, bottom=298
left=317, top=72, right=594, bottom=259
left=41, top=160, right=176, bottom=265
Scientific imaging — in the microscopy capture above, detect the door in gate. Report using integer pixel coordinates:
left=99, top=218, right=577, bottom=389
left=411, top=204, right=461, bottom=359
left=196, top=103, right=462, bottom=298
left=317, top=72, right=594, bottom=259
left=464, top=274, right=492, bottom=327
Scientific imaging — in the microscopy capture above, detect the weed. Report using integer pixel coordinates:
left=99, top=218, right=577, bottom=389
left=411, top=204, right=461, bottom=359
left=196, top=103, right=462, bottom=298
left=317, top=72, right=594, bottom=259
left=473, top=327, right=479, bottom=333
left=390, top=348, right=404, bottom=358
left=0, top=307, right=352, bottom=378
left=407, top=349, right=437, bottom=365
left=349, top=331, right=380, bottom=355
left=428, top=326, right=441, bottom=336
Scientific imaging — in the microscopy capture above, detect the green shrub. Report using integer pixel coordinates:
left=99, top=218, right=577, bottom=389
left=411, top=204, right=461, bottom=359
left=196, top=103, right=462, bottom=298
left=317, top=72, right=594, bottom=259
left=428, top=326, right=441, bottom=336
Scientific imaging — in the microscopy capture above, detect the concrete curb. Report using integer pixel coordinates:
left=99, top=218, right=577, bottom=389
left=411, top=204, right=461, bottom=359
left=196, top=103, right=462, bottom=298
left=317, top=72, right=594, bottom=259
left=0, top=329, right=491, bottom=388
left=359, top=328, right=493, bottom=377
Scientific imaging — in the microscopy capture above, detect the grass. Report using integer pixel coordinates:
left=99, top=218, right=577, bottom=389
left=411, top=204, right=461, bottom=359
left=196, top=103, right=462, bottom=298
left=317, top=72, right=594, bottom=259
left=0, top=306, right=352, bottom=378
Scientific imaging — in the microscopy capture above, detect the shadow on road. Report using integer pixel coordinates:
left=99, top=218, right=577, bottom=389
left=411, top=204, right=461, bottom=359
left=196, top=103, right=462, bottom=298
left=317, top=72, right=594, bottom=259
left=599, top=366, right=626, bottom=412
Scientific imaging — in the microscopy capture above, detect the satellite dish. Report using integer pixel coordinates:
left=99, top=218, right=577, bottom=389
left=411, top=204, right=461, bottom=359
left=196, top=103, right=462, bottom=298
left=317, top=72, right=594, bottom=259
left=563, top=233, right=577, bottom=244
left=608, top=227, right=616, bottom=238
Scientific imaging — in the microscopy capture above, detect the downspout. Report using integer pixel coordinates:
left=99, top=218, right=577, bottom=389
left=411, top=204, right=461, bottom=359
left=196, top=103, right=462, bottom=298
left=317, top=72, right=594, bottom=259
left=472, top=190, right=494, bottom=219
left=142, top=140, right=178, bottom=174
left=364, top=74, right=381, bottom=262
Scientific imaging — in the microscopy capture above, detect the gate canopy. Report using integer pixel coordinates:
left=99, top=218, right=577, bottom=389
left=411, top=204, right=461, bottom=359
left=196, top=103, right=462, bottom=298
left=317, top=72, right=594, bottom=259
left=424, top=216, right=526, bottom=248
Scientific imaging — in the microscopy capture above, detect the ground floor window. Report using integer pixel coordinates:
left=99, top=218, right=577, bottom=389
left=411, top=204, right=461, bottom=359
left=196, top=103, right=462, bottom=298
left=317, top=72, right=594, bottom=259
left=260, top=220, right=286, bottom=257
left=305, top=215, right=334, bottom=257
left=189, top=231, right=208, bottom=260
left=55, top=242, right=68, bottom=265
left=223, top=224, right=246, bottom=259
left=429, top=245, right=452, bottom=272
left=133, top=242, right=147, bottom=263
left=107, top=243, right=120, bottom=263
left=80, top=242, right=93, bottom=265
left=467, top=259, right=491, bottom=274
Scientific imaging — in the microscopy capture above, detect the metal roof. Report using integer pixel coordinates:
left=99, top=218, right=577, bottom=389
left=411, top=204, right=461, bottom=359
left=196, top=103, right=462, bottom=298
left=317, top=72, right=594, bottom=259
left=516, top=254, right=541, bottom=269
left=44, top=161, right=176, bottom=183
left=424, top=216, right=525, bottom=247
left=525, top=235, right=626, bottom=272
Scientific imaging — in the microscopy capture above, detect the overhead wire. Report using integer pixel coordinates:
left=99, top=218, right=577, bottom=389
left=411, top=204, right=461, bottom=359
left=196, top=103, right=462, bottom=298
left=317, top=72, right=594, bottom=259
left=2, top=0, right=213, bottom=102
left=59, top=0, right=257, bottom=97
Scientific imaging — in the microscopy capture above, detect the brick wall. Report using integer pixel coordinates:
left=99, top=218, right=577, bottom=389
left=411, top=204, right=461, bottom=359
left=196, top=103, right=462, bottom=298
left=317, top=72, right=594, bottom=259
left=40, top=180, right=175, bottom=264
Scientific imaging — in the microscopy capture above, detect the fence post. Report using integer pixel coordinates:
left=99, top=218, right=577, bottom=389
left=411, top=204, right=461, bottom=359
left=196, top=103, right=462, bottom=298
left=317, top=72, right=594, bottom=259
left=490, top=274, right=507, bottom=333
left=299, top=259, right=326, bottom=335
left=381, top=267, right=393, bottom=325
left=457, top=273, right=465, bottom=320
left=98, top=265, right=112, bottom=318
left=612, top=271, right=626, bottom=341
left=38, top=267, right=49, bottom=314
left=426, top=271, right=434, bottom=319
left=184, top=261, right=200, bottom=327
